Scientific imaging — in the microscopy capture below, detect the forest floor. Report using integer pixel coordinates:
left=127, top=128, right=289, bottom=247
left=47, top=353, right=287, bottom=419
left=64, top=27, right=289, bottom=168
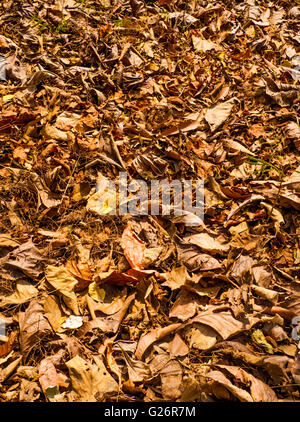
left=0, top=0, right=300, bottom=403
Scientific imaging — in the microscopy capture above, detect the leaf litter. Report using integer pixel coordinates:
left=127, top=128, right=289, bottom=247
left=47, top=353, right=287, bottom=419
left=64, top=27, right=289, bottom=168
left=0, top=0, right=299, bottom=403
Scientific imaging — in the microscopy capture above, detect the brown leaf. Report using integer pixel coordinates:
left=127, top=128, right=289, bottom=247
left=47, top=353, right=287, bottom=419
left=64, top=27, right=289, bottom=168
left=183, top=232, right=230, bottom=255
left=96, top=270, right=140, bottom=286
left=39, top=357, right=60, bottom=401
left=184, top=323, right=218, bottom=350
left=131, top=153, right=168, bottom=178
left=204, top=99, right=235, bottom=132
left=45, top=265, right=79, bottom=315
left=162, top=266, right=189, bottom=290
left=136, top=323, right=182, bottom=360
left=206, top=369, right=253, bottom=401
left=216, top=365, right=278, bottom=402
left=80, top=292, right=136, bottom=335
left=285, top=121, right=300, bottom=151
left=160, top=360, right=182, bottom=400
left=66, top=355, right=118, bottom=402
left=0, top=280, right=38, bottom=306
left=263, top=77, right=298, bottom=106
left=188, top=311, right=259, bottom=340
left=121, top=223, right=146, bottom=270
left=161, top=118, right=202, bottom=137
left=43, top=295, right=63, bottom=333
left=12, top=146, right=27, bottom=164
left=0, top=331, right=17, bottom=358
left=65, top=260, right=93, bottom=292
left=120, top=347, right=152, bottom=383
left=231, top=255, right=254, bottom=284
left=223, top=139, right=255, bottom=156
left=192, top=36, right=221, bottom=53
left=169, top=290, right=201, bottom=321
left=19, top=300, right=53, bottom=358
left=169, top=333, right=189, bottom=357
left=177, top=243, right=222, bottom=271
left=4, top=239, right=47, bottom=279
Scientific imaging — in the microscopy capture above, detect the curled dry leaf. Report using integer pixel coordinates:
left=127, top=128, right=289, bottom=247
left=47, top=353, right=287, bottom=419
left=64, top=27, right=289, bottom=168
left=96, top=270, right=140, bottom=286
left=252, top=285, right=278, bottom=304
left=161, top=116, right=202, bottom=137
left=230, top=255, right=254, bottom=284
left=80, top=292, right=136, bottom=335
left=215, top=365, right=278, bottom=402
left=120, top=347, right=152, bottom=383
left=136, top=323, right=182, bottom=360
left=183, top=232, right=230, bottom=255
left=121, top=223, right=146, bottom=270
left=87, top=285, right=127, bottom=316
left=0, top=234, right=20, bottom=248
left=206, top=369, right=253, bottom=402
left=169, top=290, right=202, bottom=321
left=285, top=121, right=300, bottom=151
left=223, top=139, right=256, bottom=157
left=0, top=331, right=17, bottom=358
left=39, top=358, right=60, bottom=402
left=188, top=311, right=259, bottom=340
left=284, top=165, right=300, bottom=192
left=131, top=153, right=168, bottom=178
left=252, top=266, right=272, bottom=288
left=263, top=76, right=298, bottom=107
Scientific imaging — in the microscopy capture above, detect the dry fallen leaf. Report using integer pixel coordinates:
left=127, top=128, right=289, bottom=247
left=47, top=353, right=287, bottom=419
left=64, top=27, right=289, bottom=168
left=215, top=365, right=278, bottom=402
left=0, top=281, right=38, bottom=306
left=45, top=265, right=79, bottom=315
left=19, top=300, right=53, bottom=359
left=188, top=311, right=259, bottom=340
left=204, top=99, right=235, bottom=132
left=136, top=323, right=182, bottom=360
left=162, top=266, right=189, bottom=290
left=1, top=0, right=299, bottom=404
left=121, top=223, right=146, bottom=270
left=160, top=360, right=182, bottom=400
left=192, top=36, right=221, bottom=53
left=66, top=355, right=118, bottom=402
left=183, top=232, right=230, bottom=255
left=3, top=240, right=47, bottom=279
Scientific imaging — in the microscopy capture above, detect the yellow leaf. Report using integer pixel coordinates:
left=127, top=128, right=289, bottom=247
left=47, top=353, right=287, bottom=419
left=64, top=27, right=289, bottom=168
left=59, top=316, right=67, bottom=325
left=88, top=282, right=106, bottom=302
left=3, top=94, right=14, bottom=103
left=245, top=25, right=255, bottom=38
